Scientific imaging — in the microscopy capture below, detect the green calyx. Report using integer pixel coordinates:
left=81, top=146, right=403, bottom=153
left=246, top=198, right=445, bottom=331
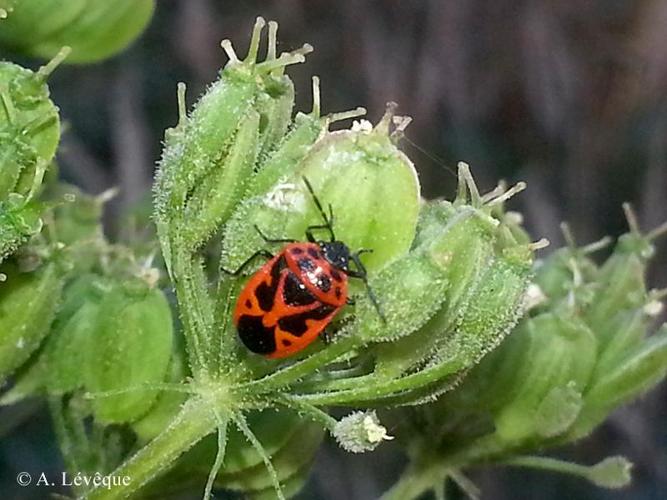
left=0, top=54, right=65, bottom=179
left=155, top=17, right=315, bottom=266
left=86, top=278, right=174, bottom=423
left=0, top=53, right=66, bottom=264
left=0, top=259, right=63, bottom=384
left=221, top=104, right=420, bottom=275
left=0, top=0, right=155, bottom=64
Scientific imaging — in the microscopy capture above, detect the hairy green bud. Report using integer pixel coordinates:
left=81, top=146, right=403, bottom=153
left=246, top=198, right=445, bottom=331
left=333, top=411, right=393, bottom=453
left=0, top=260, right=63, bottom=383
left=86, top=278, right=174, bottom=423
left=0, top=0, right=154, bottom=64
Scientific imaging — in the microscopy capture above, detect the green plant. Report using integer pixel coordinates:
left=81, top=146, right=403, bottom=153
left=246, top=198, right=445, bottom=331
left=1, top=7, right=666, bottom=500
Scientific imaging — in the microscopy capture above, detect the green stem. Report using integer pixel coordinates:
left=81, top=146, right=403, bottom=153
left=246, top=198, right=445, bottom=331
left=292, top=353, right=467, bottom=405
left=272, top=394, right=338, bottom=431
left=85, top=397, right=218, bottom=500
left=172, top=247, right=215, bottom=378
left=502, top=455, right=588, bottom=475
left=49, top=398, right=86, bottom=497
left=235, top=334, right=362, bottom=394
left=381, top=462, right=446, bottom=500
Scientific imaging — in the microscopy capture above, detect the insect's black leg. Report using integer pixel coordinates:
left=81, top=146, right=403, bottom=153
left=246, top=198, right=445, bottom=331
left=305, top=224, right=332, bottom=243
left=254, top=224, right=295, bottom=244
left=320, top=315, right=355, bottom=344
left=346, top=296, right=356, bottom=306
left=327, top=204, right=335, bottom=235
left=220, top=250, right=274, bottom=276
left=302, top=177, right=336, bottom=241
left=349, top=252, right=386, bottom=323
left=321, top=327, right=335, bottom=345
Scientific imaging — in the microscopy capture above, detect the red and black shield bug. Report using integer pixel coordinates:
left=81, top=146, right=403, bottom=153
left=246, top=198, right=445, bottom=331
left=225, top=177, right=384, bottom=359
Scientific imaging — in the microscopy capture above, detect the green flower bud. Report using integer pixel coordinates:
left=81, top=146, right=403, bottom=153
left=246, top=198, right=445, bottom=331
left=1, top=273, right=103, bottom=403
left=591, top=307, right=651, bottom=382
left=350, top=251, right=449, bottom=345
left=0, top=0, right=154, bottom=64
left=222, top=105, right=420, bottom=273
left=253, top=21, right=298, bottom=160
left=47, top=183, right=104, bottom=246
left=182, top=109, right=261, bottom=245
left=416, top=247, right=534, bottom=404
left=571, top=325, right=667, bottom=438
left=0, top=195, right=42, bottom=264
left=46, top=274, right=107, bottom=394
left=500, top=455, right=633, bottom=491
left=533, top=224, right=610, bottom=307
left=86, top=278, right=174, bottom=423
left=0, top=56, right=63, bottom=199
left=247, top=76, right=366, bottom=198
left=0, top=260, right=63, bottom=383
left=156, top=18, right=312, bottom=260
left=0, top=55, right=64, bottom=264
left=0, top=0, right=85, bottom=47
left=373, top=166, right=537, bottom=382
left=333, top=410, right=393, bottom=453
left=482, top=312, right=596, bottom=442
left=586, top=456, right=633, bottom=489
left=584, top=205, right=665, bottom=348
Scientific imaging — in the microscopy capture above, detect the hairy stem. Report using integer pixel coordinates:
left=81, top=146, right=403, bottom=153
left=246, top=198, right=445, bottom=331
left=85, top=397, right=218, bottom=500
left=381, top=462, right=445, bottom=500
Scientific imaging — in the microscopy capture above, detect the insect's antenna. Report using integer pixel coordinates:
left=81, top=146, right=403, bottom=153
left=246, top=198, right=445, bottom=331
left=365, top=280, right=386, bottom=323
left=302, top=176, right=336, bottom=241
left=401, top=135, right=458, bottom=180
left=351, top=252, right=386, bottom=323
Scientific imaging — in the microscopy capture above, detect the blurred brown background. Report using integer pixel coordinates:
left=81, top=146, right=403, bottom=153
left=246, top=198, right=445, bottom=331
left=2, top=1, right=666, bottom=498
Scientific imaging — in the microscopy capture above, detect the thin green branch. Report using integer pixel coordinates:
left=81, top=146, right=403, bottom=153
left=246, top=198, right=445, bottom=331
left=231, top=412, right=285, bottom=500
left=203, top=409, right=229, bottom=500
left=86, top=398, right=218, bottom=500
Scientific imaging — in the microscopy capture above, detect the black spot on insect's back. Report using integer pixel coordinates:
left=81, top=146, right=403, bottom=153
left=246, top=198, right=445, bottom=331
left=245, top=298, right=252, bottom=308
left=255, top=282, right=275, bottom=311
left=290, top=247, right=304, bottom=255
left=282, top=339, right=292, bottom=347
left=283, top=272, right=317, bottom=306
left=255, top=256, right=286, bottom=312
left=278, top=304, right=335, bottom=337
left=307, top=248, right=320, bottom=259
left=298, top=258, right=315, bottom=272
left=330, top=269, right=342, bottom=282
left=237, top=315, right=276, bottom=354
left=317, top=274, right=332, bottom=293
left=271, top=255, right=287, bottom=282
left=335, top=287, right=342, bottom=299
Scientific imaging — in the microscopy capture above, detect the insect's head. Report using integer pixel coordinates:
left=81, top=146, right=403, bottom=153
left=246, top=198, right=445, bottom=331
left=320, top=240, right=351, bottom=271
left=301, top=177, right=384, bottom=321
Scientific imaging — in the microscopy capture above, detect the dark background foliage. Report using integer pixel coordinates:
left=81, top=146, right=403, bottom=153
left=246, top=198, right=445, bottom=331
left=1, top=1, right=666, bottom=498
